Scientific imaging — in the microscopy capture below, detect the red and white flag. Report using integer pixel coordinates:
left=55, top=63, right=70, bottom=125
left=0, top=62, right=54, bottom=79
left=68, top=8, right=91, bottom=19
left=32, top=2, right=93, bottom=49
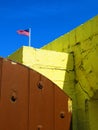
left=17, top=29, right=30, bottom=36
left=17, top=28, right=31, bottom=46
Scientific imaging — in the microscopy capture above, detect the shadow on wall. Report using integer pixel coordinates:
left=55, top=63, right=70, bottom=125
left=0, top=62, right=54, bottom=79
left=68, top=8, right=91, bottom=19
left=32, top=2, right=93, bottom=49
left=88, top=91, right=98, bottom=130
left=62, top=52, right=77, bottom=130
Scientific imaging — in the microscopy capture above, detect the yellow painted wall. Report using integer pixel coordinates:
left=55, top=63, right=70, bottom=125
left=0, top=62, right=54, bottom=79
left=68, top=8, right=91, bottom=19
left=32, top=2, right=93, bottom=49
left=88, top=100, right=98, bottom=130
left=22, top=46, right=74, bottom=92
left=7, top=47, right=23, bottom=63
left=42, top=15, right=98, bottom=130
left=8, top=46, right=74, bottom=90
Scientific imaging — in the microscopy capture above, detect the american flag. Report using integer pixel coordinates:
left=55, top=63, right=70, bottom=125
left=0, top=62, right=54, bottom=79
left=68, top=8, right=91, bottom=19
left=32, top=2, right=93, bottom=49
left=17, top=29, right=30, bottom=36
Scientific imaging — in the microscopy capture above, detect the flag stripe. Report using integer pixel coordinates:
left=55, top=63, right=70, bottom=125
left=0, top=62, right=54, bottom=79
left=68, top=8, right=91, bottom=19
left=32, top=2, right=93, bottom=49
left=17, top=29, right=30, bottom=36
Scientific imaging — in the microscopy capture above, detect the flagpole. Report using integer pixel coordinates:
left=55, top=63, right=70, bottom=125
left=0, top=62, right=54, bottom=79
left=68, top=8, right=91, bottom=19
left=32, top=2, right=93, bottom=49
left=29, top=28, right=31, bottom=46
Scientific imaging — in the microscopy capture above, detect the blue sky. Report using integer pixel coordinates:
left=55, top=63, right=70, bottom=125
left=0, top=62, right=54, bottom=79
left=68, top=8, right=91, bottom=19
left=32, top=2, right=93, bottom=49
left=0, top=0, right=98, bottom=57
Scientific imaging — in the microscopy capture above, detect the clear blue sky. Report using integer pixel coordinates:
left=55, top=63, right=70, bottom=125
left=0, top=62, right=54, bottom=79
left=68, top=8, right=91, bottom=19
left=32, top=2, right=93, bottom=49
left=0, top=0, right=98, bottom=57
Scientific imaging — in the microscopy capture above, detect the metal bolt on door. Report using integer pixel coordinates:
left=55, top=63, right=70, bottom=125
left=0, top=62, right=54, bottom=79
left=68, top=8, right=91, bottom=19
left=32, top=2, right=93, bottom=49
left=0, top=58, right=72, bottom=130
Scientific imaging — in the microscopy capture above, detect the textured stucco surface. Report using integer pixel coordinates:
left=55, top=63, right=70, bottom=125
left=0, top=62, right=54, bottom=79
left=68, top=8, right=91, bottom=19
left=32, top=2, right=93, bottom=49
left=8, top=46, right=74, bottom=91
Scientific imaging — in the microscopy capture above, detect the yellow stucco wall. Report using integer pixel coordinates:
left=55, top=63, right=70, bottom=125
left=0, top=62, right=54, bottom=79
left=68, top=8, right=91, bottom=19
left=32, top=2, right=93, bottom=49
left=42, top=15, right=98, bottom=130
left=7, top=47, right=23, bottom=63
left=8, top=46, right=74, bottom=91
